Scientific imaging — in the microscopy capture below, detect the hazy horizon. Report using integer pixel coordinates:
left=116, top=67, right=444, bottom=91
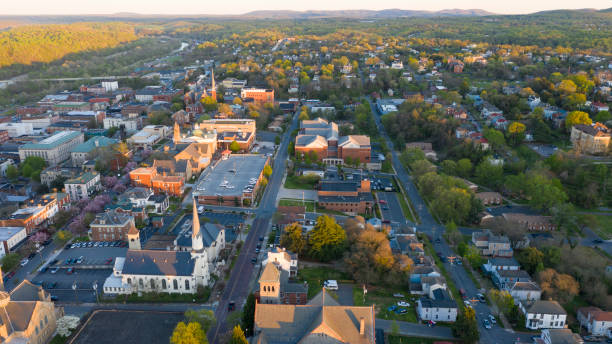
left=1, top=0, right=611, bottom=16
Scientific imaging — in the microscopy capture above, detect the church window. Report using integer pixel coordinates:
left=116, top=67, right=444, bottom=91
left=44, top=316, right=48, bottom=325
left=139, top=278, right=144, bottom=288
left=185, top=280, right=190, bottom=290
left=271, top=286, right=275, bottom=292
left=150, top=279, right=156, bottom=289
left=162, top=279, right=167, bottom=289
left=173, top=279, right=178, bottom=290
left=127, top=278, right=132, bottom=285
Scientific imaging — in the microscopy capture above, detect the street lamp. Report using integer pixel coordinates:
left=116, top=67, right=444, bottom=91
left=92, top=281, right=98, bottom=303
left=72, top=281, right=78, bottom=303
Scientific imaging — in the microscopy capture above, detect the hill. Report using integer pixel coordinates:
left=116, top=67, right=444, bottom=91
left=241, top=9, right=495, bottom=19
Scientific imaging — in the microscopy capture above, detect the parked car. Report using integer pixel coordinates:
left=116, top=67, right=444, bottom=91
left=7, top=271, right=15, bottom=279
left=489, top=314, right=496, bottom=324
left=464, top=300, right=472, bottom=308
left=105, top=258, right=114, bottom=265
left=50, top=267, right=59, bottom=274
left=20, top=259, right=29, bottom=266
left=324, top=280, right=338, bottom=290
left=397, top=301, right=410, bottom=307
left=228, top=301, right=235, bottom=311
left=250, top=257, right=257, bottom=264
left=76, top=256, right=84, bottom=264
left=387, top=305, right=397, bottom=312
left=393, top=293, right=405, bottom=298
left=66, top=267, right=74, bottom=274
left=477, top=293, right=486, bottom=303
left=28, top=253, right=36, bottom=259
left=395, top=308, right=408, bottom=314
left=483, top=319, right=491, bottom=329
left=50, top=295, right=58, bottom=301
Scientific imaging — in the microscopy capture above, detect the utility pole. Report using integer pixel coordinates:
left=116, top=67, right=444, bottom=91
left=72, top=281, right=78, bottom=303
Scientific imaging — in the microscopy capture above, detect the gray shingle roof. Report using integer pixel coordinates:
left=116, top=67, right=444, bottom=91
left=524, top=300, right=566, bottom=315
left=122, top=250, right=194, bottom=276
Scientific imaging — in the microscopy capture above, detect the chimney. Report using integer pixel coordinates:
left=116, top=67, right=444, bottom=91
left=359, top=317, right=365, bottom=336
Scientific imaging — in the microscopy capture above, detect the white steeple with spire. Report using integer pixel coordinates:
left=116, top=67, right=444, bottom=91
left=191, top=197, right=204, bottom=252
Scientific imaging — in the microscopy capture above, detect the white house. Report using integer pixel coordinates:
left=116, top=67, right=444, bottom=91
left=509, top=281, right=541, bottom=302
left=520, top=300, right=567, bottom=330
left=64, top=172, right=101, bottom=201
left=483, top=257, right=520, bottom=274
left=577, top=307, right=612, bottom=338
left=103, top=116, right=140, bottom=131
left=262, top=247, right=298, bottom=277
left=417, top=288, right=458, bottom=322
left=0, top=227, right=27, bottom=258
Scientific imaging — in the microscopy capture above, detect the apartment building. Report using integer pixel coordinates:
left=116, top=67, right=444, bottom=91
left=18, top=131, right=84, bottom=166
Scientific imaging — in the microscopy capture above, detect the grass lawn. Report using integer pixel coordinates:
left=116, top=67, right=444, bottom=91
left=353, top=286, right=418, bottom=323
left=388, top=335, right=458, bottom=344
left=297, top=266, right=351, bottom=299
left=279, top=198, right=315, bottom=212
left=284, top=175, right=318, bottom=190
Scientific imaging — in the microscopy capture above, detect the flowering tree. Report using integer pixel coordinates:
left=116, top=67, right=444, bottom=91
left=102, top=176, right=118, bottom=188
left=29, top=232, right=49, bottom=244
left=56, top=316, right=80, bottom=337
left=123, top=161, right=137, bottom=174
left=112, top=183, right=127, bottom=193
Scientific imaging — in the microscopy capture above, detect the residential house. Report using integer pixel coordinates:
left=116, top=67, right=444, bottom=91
left=475, top=192, right=502, bottom=206
left=537, top=329, right=583, bottom=344
left=483, top=257, right=520, bottom=274
left=405, top=142, right=437, bottom=160
left=64, top=171, right=101, bottom=201
left=89, top=210, right=135, bottom=242
left=502, top=213, right=557, bottom=231
left=577, top=307, right=612, bottom=337
left=262, top=247, right=298, bottom=277
left=509, top=281, right=542, bottom=302
left=570, top=123, right=611, bottom=155
left=471, top=230, right=513, bottom=257
left=416, top=288, right=458, bottom=322
left=253, top=290, right=375, bottom=344
left=520, top=300, right=567, bottom=330
left=492, top=269, right=532, bottom=290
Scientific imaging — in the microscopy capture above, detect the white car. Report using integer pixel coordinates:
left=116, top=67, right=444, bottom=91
left=489, top=314, right=497, bottom=324
left=323, top=280, right=338, bottom=290
left=464, top=300, right=472, bottom=308
left=397, top=301, right=410, bottom=307
left=20, top=258, right=29, bottom=266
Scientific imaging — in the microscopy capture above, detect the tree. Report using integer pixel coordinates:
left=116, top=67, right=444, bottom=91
left=308, top=215, right=346, bottom=262
left=201, top=96, right=218, bottom=112
left=456, top=159, right=473, bottom=178
left=506, top=122, right=526, bottom=146
left=54, top=230, right=73, bottom=245
left=518, top=247, right=544, bottom=274
left=280, top=222, right=306, bottom=255
left=441, top=160, right=457, bottom=175
left=232, top=97, right=242, bottom=105
left=5, top=165, right=18, bottom=181
left=475, top=159, right=504, bottom=189
left=594, top=110, right=611, bottom=123
left=298, top=111, right=309, bottom=121
left=565, top=111, right=592, bottom=131
left=1, top=253, right=20, bottom=271
left=184, top=309, right=215, bottom=333
left=537, top=268, right=579, bottom=304
left=229, top=325, right=248, bottom=344
left=263, top=165, right=272, bottom=178
left=229, top=141, right=241, bottom=153
left=241, top=293, right=255, bottom=336
left=56, top=316, right=80, bottom=337
left=453, top=307, right=479, bottom=344
left=170, top=322, right=207, bottom=344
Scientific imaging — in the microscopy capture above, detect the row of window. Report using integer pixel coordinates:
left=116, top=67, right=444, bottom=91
left=127, top=277, right=190, bottom=290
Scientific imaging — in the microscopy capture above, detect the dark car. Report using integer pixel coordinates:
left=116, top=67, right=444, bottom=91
left=50, top=259, right=58, bottom=265
left=251, top=257, right=257, bottom=264
left=28, top=253, right=36, bottom=259
left=593, top=239, right=604, bottom=244
left=64, top=244, right=71, bottom=249
left=259, top=236, right=264, bottom=242
left=50, top=295, right=58, bottom=301
left=228, top=301, right=235, bottom=311
left=395, top=308, right=408, bottom=314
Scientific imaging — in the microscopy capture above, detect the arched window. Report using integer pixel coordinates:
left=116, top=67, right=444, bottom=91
left=139, top=279, right=144, bottom=288
left=44, top=315, right=48, bottom=325
left=271, top=286, right=275, bottom=292
left=173, top=279, right=178, bottom=290
left=162, top=279, right=167, bottom=289
left=127, top=278, right=132, bottom=285
left=35, top=326, right=39, bottom=335
left=150, top=279, right=156, bottom=289
left=40, top=320, right=44, bottom=329
left=185, top=280, right=190, bottom=290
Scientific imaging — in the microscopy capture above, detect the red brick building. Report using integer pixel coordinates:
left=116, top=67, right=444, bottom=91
left=129, top=167, right=184, bottom=197
left=317, top=179, right=374, bottom=215
left=240, top=88, right=275, bottom=104
left=89, top=209, right=135, bottom=242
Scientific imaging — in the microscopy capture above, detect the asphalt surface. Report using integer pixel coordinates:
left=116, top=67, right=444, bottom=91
left=367, top=97, right=534, bottom=344
left=376, top=191, right=407, bottom=227
left=207, top=109, right=299, bottom=343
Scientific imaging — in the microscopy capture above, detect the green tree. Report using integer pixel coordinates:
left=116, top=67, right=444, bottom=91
left=518, top=247, right=544, bottom=274
left=453, top=307, right=479, bottom=344
left=456, top=158, right=473, bottom=178
left=565, top=111, right=592, bottom=131
left=5, top=165, right=18, bottom=181
left=483, top=128, right=506, bottom=149
left=201, top=96, right=218, bottom=112
left=475, top=159, right=504, bottom=188
left=263, top=165, right=272, bottom=178
left=228, top=325, right=248, bottom=344
left=184, top=309, right=215, bottom=333
left=170, top=322, right=207, bottom=344
left=229, top=141, right=241, bottom=153
left=241, top=293, right=256, bottom=336
left=441, top=160, right=457, bottom=175
left=594, top=110, right=611, bottom=123
left=280, top=222, right=306, bottom=255
left=308, top=215, right=347, bottom=262
left=1, top=253, right=20, bottom=271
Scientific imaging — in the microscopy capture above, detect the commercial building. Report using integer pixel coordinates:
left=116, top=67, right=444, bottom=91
left=317, top=179, right=374, bottom=215
left=129, top=163, right=185, bottom=197
left=198, top=118, right=256, bottom=150
left=254, top=290, right=375, bottom=344
left=570, top=123, right=611, bottom=154
left=127, top=125, right=170, bottom=149
left=193, top=154, right=269, bottom=206
left=90, top=210, right=135, bottom=242
left=70, top=136, right=119, bottom=167
left=103, top=115, right=141, bottom=131
left=262, top=247, right=298, bottom=277
left=240, top=88, right=274, bottom=103
left=64, top=171, right=101, bottom=201
left=295, top=118, right=371, bottom=166
left=0, top=123, right=34, bottom=137
left=0, top=195, right=60, bottom=234
left=222, top=78, right=247, bottom=89
left=0, top=279, right=60, bottom=344
left=0, top=227, right=27, bottom=258
left=18, top=131, right=84, bottom=166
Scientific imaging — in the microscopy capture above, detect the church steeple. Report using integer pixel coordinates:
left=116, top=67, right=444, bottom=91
left=173, top=121, right=181, bottom=144
left=127, top=220, right=141, bottom=250
left=210, top=69, right=216, bottom=101
left=192, top=198, right=203, bottom=252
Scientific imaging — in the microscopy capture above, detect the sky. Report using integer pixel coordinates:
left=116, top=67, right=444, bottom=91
left=1, top=0, right=610, bottom=15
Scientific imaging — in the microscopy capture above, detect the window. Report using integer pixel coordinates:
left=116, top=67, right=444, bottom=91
left=173, top=279, right=178, bottom=290
left=44, top=315, right=48, bottom=325
left=150, top=279, right=156, bottom=289
left=162, top=279, right=167, bottom=289
left=185, top=280, right=190, bottom=290
left=127, top=278, right=132, bottom=285
left=139, top=279, right=144, bottom=288
left=271, top=286, right=274, bottom=292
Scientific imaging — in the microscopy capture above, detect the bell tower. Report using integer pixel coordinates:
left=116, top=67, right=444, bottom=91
left=127, top=220, right=141, bottom=250
left=210, top=69, right=217, bottom=101
left=173, top=121, right=181, bottom=144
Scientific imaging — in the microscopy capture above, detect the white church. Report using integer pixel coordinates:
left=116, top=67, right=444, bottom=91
left=103, top=199, right=224, bottom=295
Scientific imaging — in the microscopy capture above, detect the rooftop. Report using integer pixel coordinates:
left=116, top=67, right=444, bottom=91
left=71, top=136, right=118, bottom=153
left=194, top=154, right=268, bottom=197
left=0, top=227, right=25, bottom=241
left=19, top=131, right=82, bottom=150
left=65, top=171, right=99, bottom=185
left=122, top=250, right=194, bottom=276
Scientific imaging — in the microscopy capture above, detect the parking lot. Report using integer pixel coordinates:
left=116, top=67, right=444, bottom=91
left=32, top=244, right=127, bottom=302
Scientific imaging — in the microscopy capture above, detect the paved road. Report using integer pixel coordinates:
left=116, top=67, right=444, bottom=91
left=366, top=97, right=535, bottom=344
left=376, top=191, right=406, bottom=226
left=207, top=109, right=299, bottom=343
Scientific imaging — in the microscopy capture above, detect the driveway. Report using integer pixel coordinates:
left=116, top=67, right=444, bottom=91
left=336, top=283, right=354, bottom=306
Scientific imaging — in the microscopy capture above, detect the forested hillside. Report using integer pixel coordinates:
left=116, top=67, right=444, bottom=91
left=0, top=22, right=139, bottom=68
